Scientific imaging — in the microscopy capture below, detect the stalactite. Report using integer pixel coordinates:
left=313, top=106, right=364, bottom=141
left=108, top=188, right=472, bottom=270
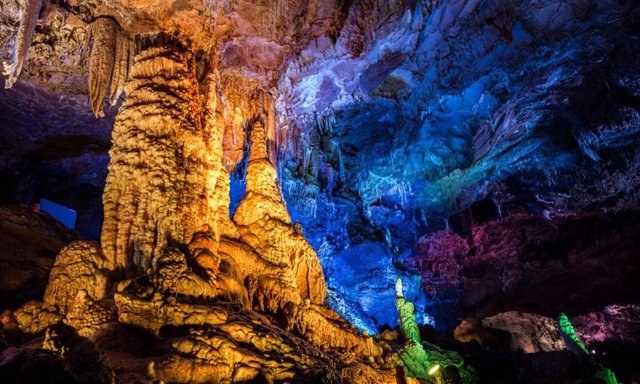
left=88, top=17, right=134, bottom=116
left=2, top=0, right=43, bottom=89
left=108, top=30, right=134, bottom=106
left=87, top=17, right=117, bottom=117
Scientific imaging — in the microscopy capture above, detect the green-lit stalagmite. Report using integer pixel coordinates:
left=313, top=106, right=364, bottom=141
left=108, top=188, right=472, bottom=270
left=558, top=313, right=619, bottom=384
left=395, top=279, right=476, bottom=384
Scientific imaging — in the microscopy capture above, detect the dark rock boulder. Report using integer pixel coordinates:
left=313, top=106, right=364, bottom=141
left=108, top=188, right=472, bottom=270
left=0, top=205, right=79, bottom=310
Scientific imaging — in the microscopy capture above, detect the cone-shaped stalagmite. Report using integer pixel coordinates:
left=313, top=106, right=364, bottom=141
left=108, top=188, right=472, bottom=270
left=233, top=96, right=326, bottom=306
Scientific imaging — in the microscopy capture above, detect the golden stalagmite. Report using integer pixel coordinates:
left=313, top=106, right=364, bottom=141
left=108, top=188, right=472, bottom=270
left=101, top=40, right=218, bottom=275
left=232, top=103, right=327, bottom=307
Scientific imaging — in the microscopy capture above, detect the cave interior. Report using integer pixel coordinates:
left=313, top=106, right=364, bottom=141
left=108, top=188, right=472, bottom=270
left=0, top=0, right=639, bottom=383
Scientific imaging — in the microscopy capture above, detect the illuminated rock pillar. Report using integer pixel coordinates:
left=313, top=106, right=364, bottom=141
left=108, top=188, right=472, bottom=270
left=101, top=42, right=222, bottom=275
left=234, top=114, right=291, bottom=226
left=233, top=99, right=327, bottom=306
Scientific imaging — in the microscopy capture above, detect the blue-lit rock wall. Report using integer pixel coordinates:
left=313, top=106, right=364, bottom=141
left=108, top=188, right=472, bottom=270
left=275, top=0, right=640, bottom=331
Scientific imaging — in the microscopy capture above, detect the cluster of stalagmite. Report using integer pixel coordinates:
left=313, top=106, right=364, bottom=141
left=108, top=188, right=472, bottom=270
left=2, top=36, right=413, bottom=383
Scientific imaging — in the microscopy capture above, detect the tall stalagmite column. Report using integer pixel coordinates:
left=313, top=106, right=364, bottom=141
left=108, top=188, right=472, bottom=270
left=233, top=97, right=327, bottom=306
left=235, top=116, right=291, bottom=226
left=101, top=41, right=221, bottom=275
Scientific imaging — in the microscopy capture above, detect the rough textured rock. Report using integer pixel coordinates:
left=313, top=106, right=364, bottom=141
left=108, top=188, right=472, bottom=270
left=63, top=290, right=116, bottom=338
left=2, top=0, right=44, bottom=88
left=11, top=300, right=63, bottom=335
left=0, top=205, right=79, bottom=309
left=411, top=211, right=640, bottom=328
left=572, top=305, right=640, bottom=347
left=43, top=241, right=112, bottom=314
left=482, top=311, right=566, bottom=353
left=100, top=41, right=214, bottom=274
left=114, top=286, right=228, bottom=333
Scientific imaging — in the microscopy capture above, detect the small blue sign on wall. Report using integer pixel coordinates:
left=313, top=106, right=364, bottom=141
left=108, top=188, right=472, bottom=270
left=40, top=198, right=77, bottom=229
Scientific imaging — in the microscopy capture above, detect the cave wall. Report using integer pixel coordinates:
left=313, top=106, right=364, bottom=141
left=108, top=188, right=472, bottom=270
left=274, top=0, right=640, bottom=330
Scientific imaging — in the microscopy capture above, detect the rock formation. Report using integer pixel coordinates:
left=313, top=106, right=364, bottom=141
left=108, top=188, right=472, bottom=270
left=2, top=0, right=44, bottom=89
left=482, top=311, right=567, bottom=354
left=87, top=16, right=134, bottom=116
left=100, top=40, right=212, bottom=275
left=1, top=0, right=640, bottom=383
left=1, top=20, right=403, bottom=380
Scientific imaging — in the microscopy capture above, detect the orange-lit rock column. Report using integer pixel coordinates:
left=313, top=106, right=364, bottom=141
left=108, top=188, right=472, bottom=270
left=101, top=42, right=221, bottom=275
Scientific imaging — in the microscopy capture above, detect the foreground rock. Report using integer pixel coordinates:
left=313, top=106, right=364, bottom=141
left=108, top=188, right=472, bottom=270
left=0, top=205, right=79, bottom=309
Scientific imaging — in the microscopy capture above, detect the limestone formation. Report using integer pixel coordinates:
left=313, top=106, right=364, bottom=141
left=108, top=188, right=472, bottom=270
left=0, top=3, right=470, bottom=382
left=114, top=286, right=228, bottom=333
left=43, top=241, right=112, bottom=314
left=11, top=300, right=63, bottom=335
left=63, top=290, right=116, bottom=338
left=482, top=311, right=567, bottom=353
left=232, top=111, right=327, bottom=307
left=100, top=41, right=214, bottom=274
left=88, top=17, right=117, bottom=117
left=2, top=0, right=43, bottom=88
left=108, top=29, right=134, bottom=106
left=88, top=17, right=134, bottom=117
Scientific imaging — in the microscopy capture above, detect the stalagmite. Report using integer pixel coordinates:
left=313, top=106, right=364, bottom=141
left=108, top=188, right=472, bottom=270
left=233, top=96, right=326, bottom=305
left=101, top=40, right=216, bottom=274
